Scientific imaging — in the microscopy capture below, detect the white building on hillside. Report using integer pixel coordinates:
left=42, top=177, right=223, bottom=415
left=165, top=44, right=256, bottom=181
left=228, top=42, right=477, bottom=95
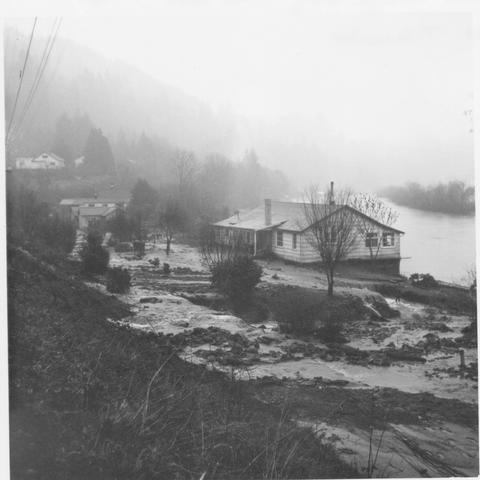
left=16, top=153, right=65, bottom=170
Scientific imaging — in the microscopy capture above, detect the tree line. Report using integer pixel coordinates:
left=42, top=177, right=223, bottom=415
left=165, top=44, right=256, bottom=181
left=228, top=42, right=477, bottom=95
left=379, top=181, right=475, bottom=215
left=28, top=112, right=289, bottom=216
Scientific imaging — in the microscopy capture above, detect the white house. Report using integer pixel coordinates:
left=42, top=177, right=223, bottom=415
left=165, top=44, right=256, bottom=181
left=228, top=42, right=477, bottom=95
left=213, top=198, right=404, bottom=271
left=16, top=153, right=65, bottom=170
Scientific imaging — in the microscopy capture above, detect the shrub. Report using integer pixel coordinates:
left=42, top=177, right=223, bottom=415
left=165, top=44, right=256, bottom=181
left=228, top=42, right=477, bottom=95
left=409, top=273, right=438, bottom=288
left=106, top=267, right=131, bottom=293
left=148, top=257, right=160, bottom=268
left=80, top=232, right=109, bottom=275
left=114, top=242, right=133, bottom=253
left=274, top=291, right=319, bottom=334
left=162, top=262, right=171, bottom=275
left=133, top=241, right=145, bottom=257
left=211, top=256, right=262, bottom=304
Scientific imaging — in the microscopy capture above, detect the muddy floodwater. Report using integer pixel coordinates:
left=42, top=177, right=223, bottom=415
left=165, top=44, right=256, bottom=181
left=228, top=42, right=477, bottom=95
left=100, top=242, right=478, bottom=403
left=80, top=238, right=477, bottom=478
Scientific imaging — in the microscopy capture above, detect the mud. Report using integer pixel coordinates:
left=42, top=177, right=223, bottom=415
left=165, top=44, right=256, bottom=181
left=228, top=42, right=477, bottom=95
left=85, top=240, right=477, bottom=478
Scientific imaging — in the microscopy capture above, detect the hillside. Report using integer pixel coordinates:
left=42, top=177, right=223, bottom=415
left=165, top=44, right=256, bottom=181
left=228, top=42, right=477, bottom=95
left=8, top=246, right=356, bottom=479
left=4, top=26, right=239, bottom=159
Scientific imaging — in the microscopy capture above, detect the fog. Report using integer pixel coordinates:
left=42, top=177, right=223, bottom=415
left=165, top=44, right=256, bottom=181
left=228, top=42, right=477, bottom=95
left=4, top=4, right=474, bottom=192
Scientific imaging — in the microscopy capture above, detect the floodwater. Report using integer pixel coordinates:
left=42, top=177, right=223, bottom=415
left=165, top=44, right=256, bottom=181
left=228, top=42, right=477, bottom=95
left=384, top=201, right=476, bottom=284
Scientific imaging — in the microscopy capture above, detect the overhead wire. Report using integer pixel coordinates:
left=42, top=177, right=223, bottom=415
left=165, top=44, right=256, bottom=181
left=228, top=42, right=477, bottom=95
left=5, top=17, right=38, bottom=145
left=10, top=17, right=62, bottom=146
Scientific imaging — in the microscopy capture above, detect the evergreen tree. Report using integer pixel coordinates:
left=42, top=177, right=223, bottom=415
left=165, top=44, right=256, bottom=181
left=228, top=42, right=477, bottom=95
left=52, top=114, right=74, bottom=165
left=82, top=128, right=116, bottom=175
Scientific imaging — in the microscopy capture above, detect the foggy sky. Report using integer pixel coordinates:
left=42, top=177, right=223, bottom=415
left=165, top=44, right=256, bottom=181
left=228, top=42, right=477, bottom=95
left=5, top=2, right=475, bottom=190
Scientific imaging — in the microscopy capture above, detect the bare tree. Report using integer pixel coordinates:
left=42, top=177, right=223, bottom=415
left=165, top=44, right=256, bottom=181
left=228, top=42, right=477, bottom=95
left=172, top=149, right=197, bottom=194
left=350, top=193, right=399, bottom=261
left=303, top=184, right=358, bottom=296
left=200, top=226, right=250, bottom=269
left=158, top=200, right=185, bottom=255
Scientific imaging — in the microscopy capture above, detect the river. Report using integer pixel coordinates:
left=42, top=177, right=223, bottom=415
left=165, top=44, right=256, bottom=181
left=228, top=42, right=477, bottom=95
left=384, top=201, right=476, bottom=284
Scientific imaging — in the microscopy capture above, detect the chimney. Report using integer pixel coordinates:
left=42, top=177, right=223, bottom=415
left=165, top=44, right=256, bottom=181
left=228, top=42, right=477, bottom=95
left=265, top=199, right=272, bottom=225
left=234, top=210, right=240, bottom=221
left=329, top=181, right=335, bottom=205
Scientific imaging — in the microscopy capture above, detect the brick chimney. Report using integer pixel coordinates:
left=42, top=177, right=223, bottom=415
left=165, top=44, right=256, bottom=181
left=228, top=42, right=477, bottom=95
left=329, top=181, right=335, bottom=205
left=265, top=199, right=272, bottom=225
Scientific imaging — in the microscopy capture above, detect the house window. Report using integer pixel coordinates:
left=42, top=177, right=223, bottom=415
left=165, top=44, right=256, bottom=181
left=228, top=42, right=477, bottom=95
left=292, top=233, right=297, bottom=249
left=382, top=232, right=395, bottom=247
left=365, top=232, right=378, bottom=248
left=277, top=231, right=283, bottom=247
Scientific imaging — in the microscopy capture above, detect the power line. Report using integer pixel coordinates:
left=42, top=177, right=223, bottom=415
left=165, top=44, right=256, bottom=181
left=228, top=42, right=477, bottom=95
left=5, top=17, right=37, bottom=144
left=10, top=18, right=62, bottom=145
left=8, top=18, right=58, bottom=146
left=16, top=32, right=67, bottom=144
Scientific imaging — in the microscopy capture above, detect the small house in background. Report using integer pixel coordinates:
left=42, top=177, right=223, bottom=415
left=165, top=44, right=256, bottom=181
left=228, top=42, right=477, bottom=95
left=59, top=192, right=130, bottom=229
left=16, top=152, right=65, bottom=170
left=213, top=196, right=404, bottom=272
left=78, top=204, right=118, bottom=230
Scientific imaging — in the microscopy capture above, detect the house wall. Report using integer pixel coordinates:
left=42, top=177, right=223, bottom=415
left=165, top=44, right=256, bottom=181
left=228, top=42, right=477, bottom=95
left=79, top=211, right=117, bottom=231
left=298, top=225, right=401, bottom=263
left=271, top=230, right=302, bottom=262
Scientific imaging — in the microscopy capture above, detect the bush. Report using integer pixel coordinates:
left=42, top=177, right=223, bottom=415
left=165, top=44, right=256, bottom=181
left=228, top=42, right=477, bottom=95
left=80, top=232, right=109, bottom=275
left=148, top=257, right=160, bottom=268
left=106, top=267, right=131, bottom=293
left=409, top=273, right=438, bottom=288
left=211, top=256, right=262, bottom=304
left=267, top=286, right=362, bottom=340
left=114, top=242, right=133, bottom=253
left=162, top=263, right=171, bottom=275
left=133, top=241, right=145, bottom=257
left=274, top=291, right=319, bottom=334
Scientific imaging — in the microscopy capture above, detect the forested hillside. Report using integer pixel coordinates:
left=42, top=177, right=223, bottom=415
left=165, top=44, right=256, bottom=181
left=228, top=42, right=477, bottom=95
left=4, top=26, right=289, bottom=213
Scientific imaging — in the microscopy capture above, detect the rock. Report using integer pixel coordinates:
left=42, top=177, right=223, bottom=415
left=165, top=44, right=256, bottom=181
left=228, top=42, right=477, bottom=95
left=325, top=353, right=334, bottom=362
left=430, top=322, right=453, bottom=332
left=259, top=335, right=275, bottom=345
left=323, top=379, right=349, bottom=387
left=246, top=345, right=258, bottom=354
left=386, top=349, right=426, bottom=363
left=139, top=296, right=162, bottom=303
left=176, top=321, right=189, bottom=328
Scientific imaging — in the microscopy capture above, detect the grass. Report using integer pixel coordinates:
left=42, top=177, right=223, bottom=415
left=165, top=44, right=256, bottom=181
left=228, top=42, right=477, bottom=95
left=373, top=282, right=476, bottom=315
left=8, top=246, right=357, bottom=479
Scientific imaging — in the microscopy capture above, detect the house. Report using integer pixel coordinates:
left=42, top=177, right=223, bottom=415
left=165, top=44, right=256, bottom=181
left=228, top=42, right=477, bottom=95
left=59, top=194, right=130, bottom=227
left=16, top=153, right=65, bottom=170
left=213, top=197, right=404, bottom=271
left=78, top=205, right=119, bottom=230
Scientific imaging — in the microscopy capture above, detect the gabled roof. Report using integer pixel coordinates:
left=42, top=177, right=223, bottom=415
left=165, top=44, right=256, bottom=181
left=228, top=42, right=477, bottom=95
left=34, top=152, right=65, bottom=163
left=213, top=200, right=404, bottom=234
left=60, top=196, right=130, bottom=206
left=214, top=201, right=340, bottom=232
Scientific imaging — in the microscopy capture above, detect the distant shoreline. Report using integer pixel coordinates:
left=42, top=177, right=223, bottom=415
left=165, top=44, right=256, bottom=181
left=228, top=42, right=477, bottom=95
left=379, top=182, right=475, bottom=217
left=386, top=198, right=475, bottom=217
